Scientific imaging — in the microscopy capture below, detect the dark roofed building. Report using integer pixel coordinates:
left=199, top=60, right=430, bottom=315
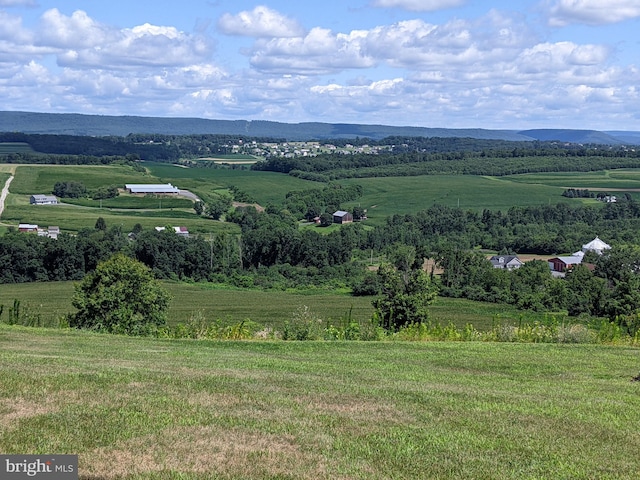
left=332, top=210, right=353, bottom=224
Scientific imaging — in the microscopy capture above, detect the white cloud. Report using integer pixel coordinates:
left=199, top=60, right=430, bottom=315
left=37, top=9, right=110, bottom=48
left=250, top=27, right=375, bottom=74
left=0, top=10, right=32, bottom=43
left=33, top=10, right=214, bottom=69
left=0, top=0, right=37, bottom=6
left=547, top=0, right=640, bottom=26
left=218, top=6, right=304, bottom=38
left=371, top=0, right=466, bottom=11
left=248, top=13, right=536, bottom=75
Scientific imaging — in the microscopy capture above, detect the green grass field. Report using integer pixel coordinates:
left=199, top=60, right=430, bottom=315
left=62, top=195, right=193, bottom=210
left=0, top=281, right=560, bottom=332
left=0, top=204, right=239, bottom=234
left=0, top=325, right=638, bottom=479
left=8, top=164, right=152, bottom=194
left=0, top=142, right=34, bottom=154
left=146, top=163, right=322, bottom=207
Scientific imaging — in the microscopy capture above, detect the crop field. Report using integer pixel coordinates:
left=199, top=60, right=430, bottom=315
left=1, top=325, right=638, bottom=479
left=339, top=175, right=566, bottom=223
left=0, top=142, right=33, bottom=154
left=8, top=165, right=152, bottom=194
left=504, top=169, right=640, bottom=191
left=0, top=281, right=557, bottom=332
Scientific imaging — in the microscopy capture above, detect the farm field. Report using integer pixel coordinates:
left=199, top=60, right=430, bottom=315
left=0, top=142, right=33, bottom=154
left=0, top=203, right=239, bottom=234
left=1, top=164, right=239, bottom=234
left=0, top=325, right=638, bottom=479
left=0, top=281, right=560, bottom=332
left=146, top=162, right=322, bottom=207
left=339, top=175, right=567, bottom=223
left=504, top=169, right=640, bottom=193
left=8, top=164, right=151, bottom=194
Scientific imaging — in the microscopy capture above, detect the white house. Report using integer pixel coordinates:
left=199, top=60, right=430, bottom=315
left=489, top=255, right=523, bottom=270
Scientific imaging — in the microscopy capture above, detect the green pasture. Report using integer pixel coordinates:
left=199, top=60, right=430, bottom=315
left=0, top=142, right=34, bottom=154
left=146, top=162, right=323, bottom=206
left=62, top=195, right=193, bottom=209
left=8, top=164, right=152, bottom=194
left=0, top=203, right=238, bottom=234
left=1, top=326, right=638, bottom=479
left=0, top=281, right=559, bottom=332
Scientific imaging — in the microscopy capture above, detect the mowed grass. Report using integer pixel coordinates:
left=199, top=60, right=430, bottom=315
left=62, top=195, right=193, bottom=210
left=0, top=281, right=561, bottom=332
left=0, top=203, right=239, bottom=234
left=0, top=325, right=639, bottom=479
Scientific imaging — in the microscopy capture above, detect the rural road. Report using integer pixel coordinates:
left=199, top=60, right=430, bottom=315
left=0, top=175, right=13, bottom=219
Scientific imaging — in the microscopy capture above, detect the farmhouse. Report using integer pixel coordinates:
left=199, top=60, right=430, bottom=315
left=125, top=184, right=180, bottom=195
left=333, top=210, right=353, bottom=224
left=489, top=255, right=523, bottom=270
left=30, top=194, right=58, bottom=205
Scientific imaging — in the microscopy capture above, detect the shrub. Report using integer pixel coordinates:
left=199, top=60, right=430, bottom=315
left=70, top=254, right=171, bottom=336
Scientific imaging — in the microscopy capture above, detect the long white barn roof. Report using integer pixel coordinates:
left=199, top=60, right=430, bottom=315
left=126, top=183, right=179, bottom=194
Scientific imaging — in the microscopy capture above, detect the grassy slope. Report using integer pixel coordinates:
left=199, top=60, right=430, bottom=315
left=146, top=163, right=323, bottom=207
left=0, top=325, right=638, bottom=479
left=0, top=281, right=555, bottom=331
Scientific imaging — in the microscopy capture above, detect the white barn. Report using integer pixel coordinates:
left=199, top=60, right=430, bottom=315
left=125, top=184, right=180, bottom=194
left=30, top=194, right=58, bottom=205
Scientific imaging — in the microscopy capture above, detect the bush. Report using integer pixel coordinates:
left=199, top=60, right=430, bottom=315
left=70, top=254, right=171, bottom=336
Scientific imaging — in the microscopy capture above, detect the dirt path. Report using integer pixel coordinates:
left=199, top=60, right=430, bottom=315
left=0, top=175, right=14, bottom=219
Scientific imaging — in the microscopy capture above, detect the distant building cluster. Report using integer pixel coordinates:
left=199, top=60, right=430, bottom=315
left=18, top=224, right=60, bottom=239
left=489, top=237, right=611, bottom=278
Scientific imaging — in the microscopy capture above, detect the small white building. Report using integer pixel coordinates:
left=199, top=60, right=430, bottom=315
left=155, top=226, right=189, bottom=237
left=30, top=194, right=58, bottom=205
left=582, top=237, right=611, bottom=255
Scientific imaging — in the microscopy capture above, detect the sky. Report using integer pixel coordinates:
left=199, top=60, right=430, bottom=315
left=1, top=0, right=639, bottom=130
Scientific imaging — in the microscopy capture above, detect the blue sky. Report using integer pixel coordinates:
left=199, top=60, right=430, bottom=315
left=1, top=0, right=639, bottom=130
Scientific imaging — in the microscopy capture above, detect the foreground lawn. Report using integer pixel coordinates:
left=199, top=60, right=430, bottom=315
left=0, top=325, right=638, bottom=479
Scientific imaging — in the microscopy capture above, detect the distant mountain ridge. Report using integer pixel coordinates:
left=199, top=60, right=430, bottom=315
left=0, top=111, right=637, bottom=144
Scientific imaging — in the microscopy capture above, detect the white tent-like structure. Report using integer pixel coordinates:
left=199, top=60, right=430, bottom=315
left=581, top=237, right=611, bottom=255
